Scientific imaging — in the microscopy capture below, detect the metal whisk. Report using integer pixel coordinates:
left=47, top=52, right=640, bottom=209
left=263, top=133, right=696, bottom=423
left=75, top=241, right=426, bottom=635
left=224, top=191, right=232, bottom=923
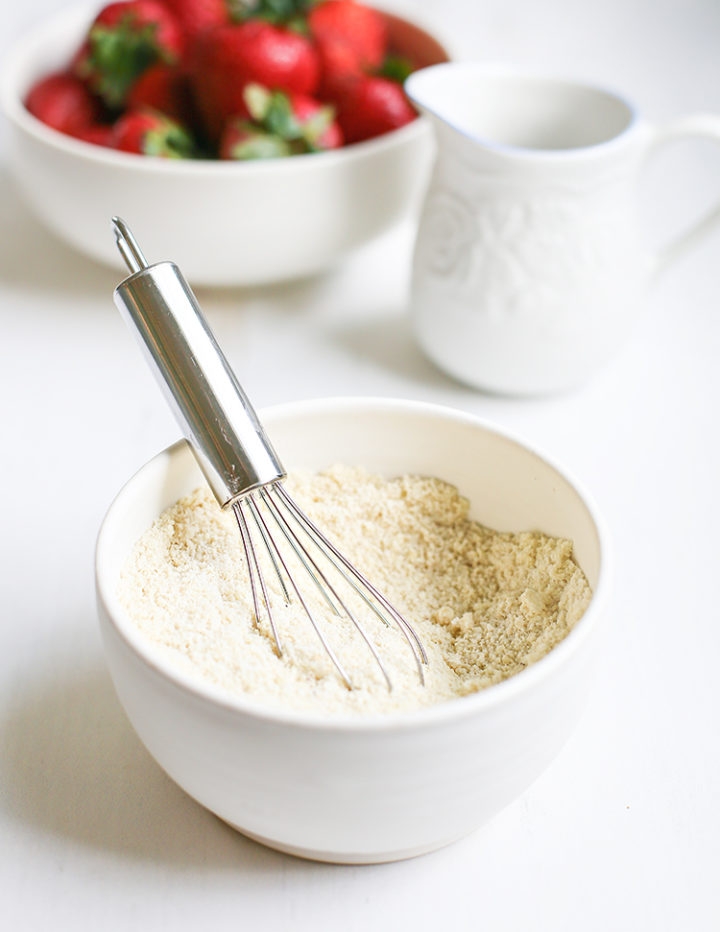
left=111, top=218, right=427, bottom=690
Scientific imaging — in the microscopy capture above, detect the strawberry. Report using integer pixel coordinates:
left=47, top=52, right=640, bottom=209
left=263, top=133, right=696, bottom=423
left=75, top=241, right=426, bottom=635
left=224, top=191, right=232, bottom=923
left=190, top=20, right=320, bottom=139
left=337, top=75, right=415, bottom=143
left=113, top=107, right=196, bottom=156
left=243, top=83, right=342, bottom=150
left=284, top=91, right=343, bottom=150
left=220, top=83, right=341, bottom=160
left=73, top=0, right=185, bottom=109
left=308, top=0, right=387, bottom=71
left=161, top=0, right=230, bottom=46
left=314, top=35, right=363, bottom=103
left=126, top=63, right=190, bottom=120
left=25, top=72, right=102, bottom=136
left=72, top=123, right=116, bottom=146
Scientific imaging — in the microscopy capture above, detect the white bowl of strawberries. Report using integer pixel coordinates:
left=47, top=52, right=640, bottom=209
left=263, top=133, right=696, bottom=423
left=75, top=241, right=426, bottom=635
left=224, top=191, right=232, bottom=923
left=1, top=0, right=449, bottom=285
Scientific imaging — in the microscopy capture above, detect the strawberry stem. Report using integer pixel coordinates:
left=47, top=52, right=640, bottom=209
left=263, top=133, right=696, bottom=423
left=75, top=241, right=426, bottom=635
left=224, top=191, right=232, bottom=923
left=230, top=0, right=314, bottom=27
left=377, top=56, right=414, bottom=84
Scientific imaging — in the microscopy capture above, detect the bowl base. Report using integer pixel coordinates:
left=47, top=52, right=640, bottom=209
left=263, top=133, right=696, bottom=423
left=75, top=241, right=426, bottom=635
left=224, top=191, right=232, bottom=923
left=223, top=820, right=475, bottom=864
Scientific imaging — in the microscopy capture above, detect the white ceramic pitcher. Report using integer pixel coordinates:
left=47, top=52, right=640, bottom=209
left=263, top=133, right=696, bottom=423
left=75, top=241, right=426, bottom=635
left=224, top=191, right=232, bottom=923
left=405, top=63, right=720, bottom=395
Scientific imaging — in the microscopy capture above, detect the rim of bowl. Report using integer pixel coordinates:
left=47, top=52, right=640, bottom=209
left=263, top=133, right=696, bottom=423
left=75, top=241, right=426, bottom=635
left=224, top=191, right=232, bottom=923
left=0, top=1, right=434, bottom=176
left=95, top=396, right=613, bottom=734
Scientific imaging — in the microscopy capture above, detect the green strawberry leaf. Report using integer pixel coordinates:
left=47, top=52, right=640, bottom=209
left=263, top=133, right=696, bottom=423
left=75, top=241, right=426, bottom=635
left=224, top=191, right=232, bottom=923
left=244, top=83, right=273, bottom=122
left=229, top=125, right=293, bottom=159
left=300, top=104, right=334, bottom=147
left=243, top=83, right=330, bottom=150
left=378, top=56, right=415, bottom=84
left=245, top=85, right=300, bottom=139
left=144, top=120, right=196, bottom=158
left=263, top=92, right=303, bottom=140
left=81, top=18, right=169, bottom=108
left=230, top=0, right=313, bottom=26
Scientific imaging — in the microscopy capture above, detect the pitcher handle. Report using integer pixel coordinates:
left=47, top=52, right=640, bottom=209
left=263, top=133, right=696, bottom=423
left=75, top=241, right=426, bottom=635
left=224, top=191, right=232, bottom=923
left=646, top=114, right=720, bottom=276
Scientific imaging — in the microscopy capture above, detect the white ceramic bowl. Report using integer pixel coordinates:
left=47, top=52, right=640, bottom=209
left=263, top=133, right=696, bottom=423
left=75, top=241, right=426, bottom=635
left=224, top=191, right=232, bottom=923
left=1, top=5, right=448, bottom=286
left=95, top=398, right=610, bottom=863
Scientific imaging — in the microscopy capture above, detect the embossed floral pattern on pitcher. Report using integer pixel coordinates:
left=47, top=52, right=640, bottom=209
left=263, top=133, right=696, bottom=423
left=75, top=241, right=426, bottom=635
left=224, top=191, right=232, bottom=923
left=417, top=189, right=480, bottom=282
left=415, top=178, right=638, bottom=329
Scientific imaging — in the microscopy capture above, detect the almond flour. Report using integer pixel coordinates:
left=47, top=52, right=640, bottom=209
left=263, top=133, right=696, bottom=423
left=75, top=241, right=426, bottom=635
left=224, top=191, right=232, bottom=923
left=117, top=466, right=592, bottom=716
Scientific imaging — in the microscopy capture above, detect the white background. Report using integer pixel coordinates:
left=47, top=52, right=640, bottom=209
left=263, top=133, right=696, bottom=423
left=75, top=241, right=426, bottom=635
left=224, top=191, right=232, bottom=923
left=1, top=1, right=719, bottom=929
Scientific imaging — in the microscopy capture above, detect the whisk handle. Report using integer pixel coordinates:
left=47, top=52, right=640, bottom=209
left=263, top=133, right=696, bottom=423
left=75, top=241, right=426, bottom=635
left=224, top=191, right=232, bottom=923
left=113, top=257, right=285, bottom=508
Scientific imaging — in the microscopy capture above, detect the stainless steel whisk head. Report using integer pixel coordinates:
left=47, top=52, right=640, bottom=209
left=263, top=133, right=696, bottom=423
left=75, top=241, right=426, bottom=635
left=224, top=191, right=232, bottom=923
left=111, top=218, right=427, bottom=690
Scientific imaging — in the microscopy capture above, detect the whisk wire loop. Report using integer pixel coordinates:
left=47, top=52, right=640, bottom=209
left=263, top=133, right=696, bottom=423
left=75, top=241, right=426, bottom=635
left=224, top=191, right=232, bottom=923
left=276, top=484, right=428, bottom=680
left=276, top=487, right=426, bottom=682
left=246, top=496, right=292, bottom=606
left=238, top=492, right=355, bottom=690
left=260, top=486, right=394, bottom=692
left=234, top=500, right=282, bottom=655
left=256, top=491, right=340, bottom=617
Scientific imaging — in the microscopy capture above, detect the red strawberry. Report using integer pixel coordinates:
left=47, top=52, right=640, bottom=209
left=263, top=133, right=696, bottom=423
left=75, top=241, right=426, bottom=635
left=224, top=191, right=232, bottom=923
left=25, top=72, right=101, bottom=135
left=243, top=83, right=342, bottom=151
left=127, top=63, right=189, bottom=120
left=190, top=20, right=320, bottom=139
left=72, top=123, right=116, bottom=146
left=161, top=0, right=230, bottom=45
left=220, top=84, right=341, bottom=159
left=314, top=35, right=363, bottom=103
left=337, top=76, right=415, bottom=143
left=308, top=0, right=387, bottom=71
left=113, top=107, right=196, bottom=156
left=286, top=91, right=343, bottom=150
left=74, top=0, right=185, bottom=108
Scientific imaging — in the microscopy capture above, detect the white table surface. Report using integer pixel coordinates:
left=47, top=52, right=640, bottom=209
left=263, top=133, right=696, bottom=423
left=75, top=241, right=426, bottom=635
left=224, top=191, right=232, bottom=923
left=1, top=1, right=719, bottom=929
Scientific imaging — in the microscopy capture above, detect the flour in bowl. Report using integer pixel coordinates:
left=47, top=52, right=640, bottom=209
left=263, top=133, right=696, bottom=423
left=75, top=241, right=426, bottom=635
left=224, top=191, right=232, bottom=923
left=117, top=466, right=592, bottom=715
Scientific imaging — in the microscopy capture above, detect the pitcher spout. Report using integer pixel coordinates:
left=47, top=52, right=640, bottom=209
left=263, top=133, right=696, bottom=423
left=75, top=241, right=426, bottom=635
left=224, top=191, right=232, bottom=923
left=405, top=62, right=509, bottom=166
left=405, top=63, right=478, bottom=144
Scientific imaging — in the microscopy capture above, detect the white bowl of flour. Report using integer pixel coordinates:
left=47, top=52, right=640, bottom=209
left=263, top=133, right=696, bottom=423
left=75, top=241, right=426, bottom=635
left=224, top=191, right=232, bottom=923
left=95, top=397, right=610, bottom=863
